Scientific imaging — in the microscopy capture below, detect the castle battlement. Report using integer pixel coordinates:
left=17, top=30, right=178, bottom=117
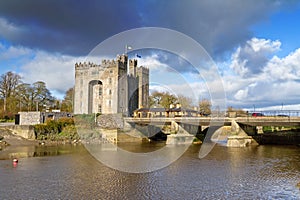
left=137, top=66, right=149, bottom=75
left=75, top=62, right=101, bottom=69
left=75, top=59, right=118, bottom=70
left=75, top=55, right=129, bottom=71
left=116, top=54, right=128, bottom=63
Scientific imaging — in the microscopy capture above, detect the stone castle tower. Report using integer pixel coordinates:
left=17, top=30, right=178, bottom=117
left=74, top=55, right=149, bottom=116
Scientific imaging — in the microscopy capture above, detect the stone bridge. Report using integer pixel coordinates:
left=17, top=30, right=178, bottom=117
left=125, top=116, right=300, bottom=127
left=124, top=116, right=300, bottom=146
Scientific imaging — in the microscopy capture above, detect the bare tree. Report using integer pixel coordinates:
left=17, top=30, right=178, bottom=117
left=0, top=71, right=21, bottom=112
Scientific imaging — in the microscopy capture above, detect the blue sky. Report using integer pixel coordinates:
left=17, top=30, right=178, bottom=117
left=1, top=0, right=300, bottom=110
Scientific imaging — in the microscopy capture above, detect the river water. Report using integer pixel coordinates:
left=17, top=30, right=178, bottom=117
left=0, top=143, right=299, bottom=199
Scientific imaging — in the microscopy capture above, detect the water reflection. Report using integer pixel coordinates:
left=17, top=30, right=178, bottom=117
left=0, top=144, right=84, bottom=160
left=0, top=143, right=299, bottom=199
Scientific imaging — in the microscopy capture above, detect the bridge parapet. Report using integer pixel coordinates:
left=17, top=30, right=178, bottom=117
left=235, top=116, right=300, bottom=126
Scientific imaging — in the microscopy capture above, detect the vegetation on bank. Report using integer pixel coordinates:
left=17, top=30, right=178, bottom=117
left=263, top=126, right=300, bottom=134
left=34, top=117, right=79, bottom=141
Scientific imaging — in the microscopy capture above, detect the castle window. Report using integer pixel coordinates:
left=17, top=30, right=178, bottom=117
left=91, top=71, right=98, bottom=75
left=98, top=105, right=102, bottom=113
left=99, top=87, right=102, bottom=96
left=110, top=70, right=113, bottom=73
left=109, top=89, right=112, bottom=95
left=108, top=100, right=111, bottom=107
left=80, top=79, right=83, bottom=85
left=109, top=78, right=112, bottom=84
left=80, top=91, right=83, bottom=97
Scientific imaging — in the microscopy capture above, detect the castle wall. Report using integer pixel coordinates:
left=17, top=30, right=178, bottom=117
left=137, top=67, right=149, bottom=108
left=74, top=55, right=149, bottom=116
left=74, top=60, right=120, bottom=115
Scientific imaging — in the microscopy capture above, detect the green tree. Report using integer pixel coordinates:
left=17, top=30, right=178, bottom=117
left=15, top=83, right=33, bottom=111
left=149, top=91, right=177, bottom=108
left=15, top=81, right=55, bottom=111
left=177, top=95, right=193, bottom=109
left=61, top=87, right=74, bottom=112
left=199, top=99, right=211, bottom=115
left=32, top=81, right=55, bottom=111
left=161, top=93, right=177, bottom=108
left=150, top=91, right=163, bottom=107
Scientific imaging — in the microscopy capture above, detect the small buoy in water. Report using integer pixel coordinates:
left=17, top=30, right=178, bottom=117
left=13, top=158, right=18, bottom=167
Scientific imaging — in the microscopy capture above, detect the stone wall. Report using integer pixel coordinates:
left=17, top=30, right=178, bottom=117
left=18, top=112, right=42, bottom=125
left=7, top=125, right=35, bottom=139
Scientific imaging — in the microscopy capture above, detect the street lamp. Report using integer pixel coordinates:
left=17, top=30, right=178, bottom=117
left=35, top=100, right=39, bottom=111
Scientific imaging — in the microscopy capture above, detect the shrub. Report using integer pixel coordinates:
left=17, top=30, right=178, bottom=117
left=34, top=117, right=78, bottom=140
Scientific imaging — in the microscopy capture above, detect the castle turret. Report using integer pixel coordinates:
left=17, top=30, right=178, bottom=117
left=137, top=66, right=149, bottom=108
left=129, top=59, right=137, bottom=77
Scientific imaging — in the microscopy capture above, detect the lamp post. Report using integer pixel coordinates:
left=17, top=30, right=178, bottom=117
left=35, top=100, right=39, bottom=111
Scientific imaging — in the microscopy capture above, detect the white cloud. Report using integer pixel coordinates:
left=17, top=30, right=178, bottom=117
left=263, top=48, right=300, bottom=81
left=19, top=51, right=84, bottom=98
left=234, top=88, right=248, bottom=100
left=0, top=17, right=23, bottom=40
left=248, top=37, right=281, bottom=53
left=138, top=54, right=169, bottom=71
left=230, top=37, right=281, bottom=77
left=223, top=37, right=300, bottom=109
left=0, top=44, right=33, bottom=60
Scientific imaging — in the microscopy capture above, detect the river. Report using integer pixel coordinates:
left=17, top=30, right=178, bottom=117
left=0, top=143, right=299, bottom=199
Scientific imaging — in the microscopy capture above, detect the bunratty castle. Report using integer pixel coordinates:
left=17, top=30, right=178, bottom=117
left=74, top=54, right=149, bottom=116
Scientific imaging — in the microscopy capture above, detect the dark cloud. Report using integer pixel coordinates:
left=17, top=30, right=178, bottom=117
left=0, top=0, right=292, bottom=57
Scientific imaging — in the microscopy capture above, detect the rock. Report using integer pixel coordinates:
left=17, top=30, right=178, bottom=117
left=227, top=136, right=253, bottom=147
left=193, top=140, right=202, bottom=145
left=97, top=114, right=124, bottom=129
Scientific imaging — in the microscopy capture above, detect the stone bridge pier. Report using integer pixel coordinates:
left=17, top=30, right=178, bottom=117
left=166, top=121, right=195, bottom=144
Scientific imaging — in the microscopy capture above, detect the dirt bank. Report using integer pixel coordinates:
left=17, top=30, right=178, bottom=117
left=0, top=128, right=38, bottom=147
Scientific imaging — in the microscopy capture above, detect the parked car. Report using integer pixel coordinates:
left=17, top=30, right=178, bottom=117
left=276, top=114, right=289, bottom=117
left=252, top=112, right=264, bottom=117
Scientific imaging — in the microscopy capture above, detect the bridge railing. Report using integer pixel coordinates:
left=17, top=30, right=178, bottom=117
left=248, top=110, right=300, bottom=117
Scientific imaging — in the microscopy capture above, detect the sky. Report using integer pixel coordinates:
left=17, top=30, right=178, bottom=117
left=1, top=0, right=300, bottom=111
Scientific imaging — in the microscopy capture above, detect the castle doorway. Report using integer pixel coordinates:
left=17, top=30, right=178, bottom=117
left=88, top=80, right=103, bottom=114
